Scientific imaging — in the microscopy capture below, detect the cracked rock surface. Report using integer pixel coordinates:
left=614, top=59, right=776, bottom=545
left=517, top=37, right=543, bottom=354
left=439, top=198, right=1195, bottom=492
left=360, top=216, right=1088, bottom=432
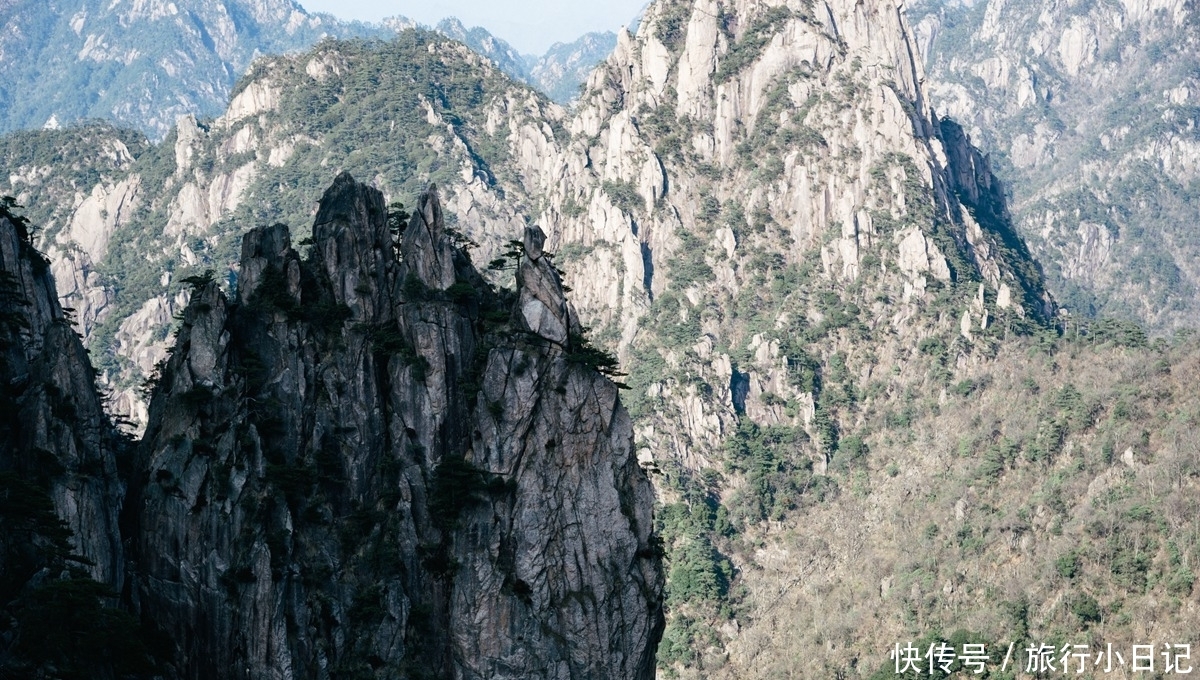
left=127, top=172, right=664, bottom=678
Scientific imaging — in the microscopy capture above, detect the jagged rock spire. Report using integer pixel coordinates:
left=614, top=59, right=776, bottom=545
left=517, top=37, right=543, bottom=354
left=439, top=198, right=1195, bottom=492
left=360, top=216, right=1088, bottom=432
left=237, top=222, right=297, bottom=306
left=515, top=224, right=581, bottom=346
left=310, top=171, right=394, bottom=321
left=126, top=174, right=663, bottom=678
left=401, top=183, right=457, bottom=291
left=523, top=222, right=546, bottom=259
left=0, top=212, right=125, bottom=589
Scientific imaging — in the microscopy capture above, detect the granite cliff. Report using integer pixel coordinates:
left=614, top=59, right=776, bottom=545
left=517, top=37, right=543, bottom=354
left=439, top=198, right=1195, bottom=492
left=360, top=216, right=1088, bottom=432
left=911, top=0, right=1200, bottom=331
left=0, top=173, right=663, bottom=677
left=514, top=0, right=1056, bottom=490
left=8, top=0, right=1200, bottom=677
left=125, top=173, right=663, bottom=678
left=1, top=31, right=568, bottom=432
left=0, top=199, right=150, bottom=675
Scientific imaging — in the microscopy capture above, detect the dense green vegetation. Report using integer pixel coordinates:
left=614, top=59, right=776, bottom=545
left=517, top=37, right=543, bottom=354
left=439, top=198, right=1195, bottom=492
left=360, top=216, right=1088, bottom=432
left=648, top=304, right=1200, bottom=677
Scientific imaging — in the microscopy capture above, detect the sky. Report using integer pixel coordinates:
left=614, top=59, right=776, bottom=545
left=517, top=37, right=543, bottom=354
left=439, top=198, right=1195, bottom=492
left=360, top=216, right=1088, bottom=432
left=299, top=1, right=648, bottom=55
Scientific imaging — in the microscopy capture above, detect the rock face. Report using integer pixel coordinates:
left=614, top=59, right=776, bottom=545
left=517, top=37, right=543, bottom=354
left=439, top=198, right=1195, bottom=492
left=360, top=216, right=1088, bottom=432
left=127, top=173, right=663, bottom=678
left=515, top=225, right=583, bottom=347
left=0, top=203, right=135, bottom=675
left=502, top=0, right=1056, bottom=475
left=2, top=32, right=580, bottom=435
left=539, top=0, right=1053, bottom=330
left=0, top=206, right=125, bottom=588
left=911, top=0, right=1200, bottom=331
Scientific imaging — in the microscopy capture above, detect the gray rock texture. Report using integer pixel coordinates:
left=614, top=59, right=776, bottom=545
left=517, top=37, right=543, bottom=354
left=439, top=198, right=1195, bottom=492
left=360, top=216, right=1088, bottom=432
left=515, top=225, right=583, bottom=348
left=911, top=0, right=1200, bottom=331
left=0, top=204, right=135, bottom=677
left=0, top=208, right=125, bottom=588
left=127, top=173, right=663, bottom=678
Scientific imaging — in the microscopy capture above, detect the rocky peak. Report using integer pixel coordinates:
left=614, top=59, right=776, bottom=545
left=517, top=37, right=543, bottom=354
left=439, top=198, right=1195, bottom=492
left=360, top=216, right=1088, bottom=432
left=531, top=0, right=1054, bottom=357
left=3, top=31, right=580, bottom=435
left=305, top=171, right=397, bottom=323
left=0, top=207, right=125, bottom=585
left=399, top=183, right=459, bottom=293
left=515, top=224, right=583, bottom=347
left=237, top=222, right=296, bottom=305
left=127, top=173, right=663, bottom=677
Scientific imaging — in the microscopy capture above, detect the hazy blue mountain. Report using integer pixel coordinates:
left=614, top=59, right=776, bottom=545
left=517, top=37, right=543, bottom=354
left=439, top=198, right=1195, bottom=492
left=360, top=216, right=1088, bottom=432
left=435, top=17, right=617, bottom=104
left=526, top=31, right=618, bottom=104
left=0, top=0, right=389, bottom=138
left=435, top=17, right=530, bottom=85
left=0, top=2, right=614, bottom=139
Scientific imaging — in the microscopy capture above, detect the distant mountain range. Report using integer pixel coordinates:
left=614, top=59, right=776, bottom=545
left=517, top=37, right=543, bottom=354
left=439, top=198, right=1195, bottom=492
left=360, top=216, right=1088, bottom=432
left=436, top=17, right=618, bottom=104
left=0, top=0, right=616, bottom=139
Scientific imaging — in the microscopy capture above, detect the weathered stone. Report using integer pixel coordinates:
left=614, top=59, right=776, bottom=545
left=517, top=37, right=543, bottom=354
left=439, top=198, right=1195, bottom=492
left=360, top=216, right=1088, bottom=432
left=523, top=224, right=546, bottom=260
left=401, top=183, right=458, bottom=292
left=237, top=221, right=293, bottom=305
left=312, top=171, right=395, bottom=319
left=126, top=174, right=663, bottom=678
left=0, top=211, right=127, bottom=605
left=515, top=225, right=578, bottom=347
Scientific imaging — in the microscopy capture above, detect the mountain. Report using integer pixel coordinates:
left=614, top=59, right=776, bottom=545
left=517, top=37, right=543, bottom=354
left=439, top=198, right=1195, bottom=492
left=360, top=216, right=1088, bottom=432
left=521, top=0, right=1058, bottom=671
left=535, top=4, right=1200, bottom=674
left=909, top=0, right=1200, bottom=332
left=0, top=197, right=156, bottom=676
left=435, top=18, right=620, bottom=104
left=124, top=174, right=662, bottom=677
left=2, top=29, right=563, bottom=429
left=0, top=170, right=662, bottom=677
left=526, top=32, right=620, bottom=104
left=435, top=17, right=530, bottom=86
left=537, top=0, right=1055, bottom=346
left=0, top=1, right=615, bottom=142
left=0, top=0, right=388, bottom=138
left=6, top=0, right=1200, bottom=676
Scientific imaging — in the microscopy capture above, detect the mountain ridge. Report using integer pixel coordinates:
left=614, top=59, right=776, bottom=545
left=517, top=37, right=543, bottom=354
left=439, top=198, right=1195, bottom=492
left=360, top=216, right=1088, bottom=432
left=0, top=0, right=373, bottom=138
left=5, top=0, right=1200, bottom=676
left=123, top=173, right=663, bottom=677
left=0, top=169, right=665, bottom=677
left=0, top=0, right=618, bottom=140
left=910, top=0, right=1200, bottom=333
